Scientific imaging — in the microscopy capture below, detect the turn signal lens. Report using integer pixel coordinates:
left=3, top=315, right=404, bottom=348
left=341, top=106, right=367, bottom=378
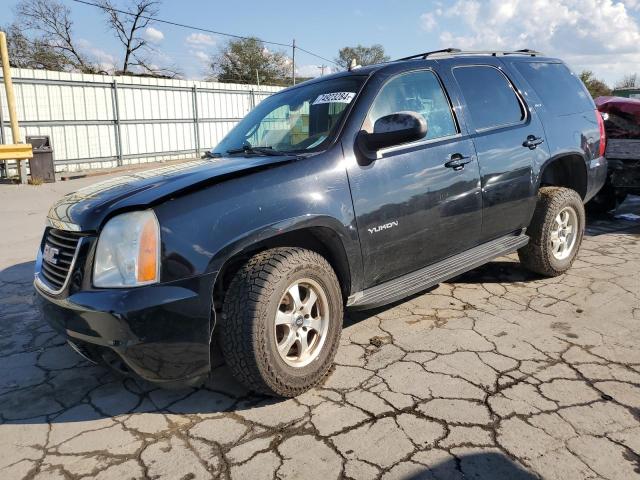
left=137, top=216, right=159, bottom=283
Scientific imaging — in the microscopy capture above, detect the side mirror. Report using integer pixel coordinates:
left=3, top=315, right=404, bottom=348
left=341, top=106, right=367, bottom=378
left=360, top=111, right=428, bottom=152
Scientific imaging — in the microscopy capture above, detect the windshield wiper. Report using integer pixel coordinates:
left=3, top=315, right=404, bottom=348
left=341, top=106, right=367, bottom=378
left=226, top=145, right=295, bottom=157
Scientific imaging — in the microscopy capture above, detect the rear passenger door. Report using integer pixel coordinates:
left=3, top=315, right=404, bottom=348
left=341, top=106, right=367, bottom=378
left=443, top=58, right=550, bottom=242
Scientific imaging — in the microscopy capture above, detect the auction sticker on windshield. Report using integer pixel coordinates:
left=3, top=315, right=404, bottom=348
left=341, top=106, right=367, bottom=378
left=313, top=92, right=356, bottom=105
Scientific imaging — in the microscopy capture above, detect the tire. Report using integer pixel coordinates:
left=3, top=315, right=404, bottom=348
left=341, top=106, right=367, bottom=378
left=518, top=187, right=585, bottom=277
left=220, top=247, right=343, bottom=397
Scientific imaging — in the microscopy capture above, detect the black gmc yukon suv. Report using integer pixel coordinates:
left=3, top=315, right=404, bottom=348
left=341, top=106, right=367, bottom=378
left=35, top=49, right=607, bottom=396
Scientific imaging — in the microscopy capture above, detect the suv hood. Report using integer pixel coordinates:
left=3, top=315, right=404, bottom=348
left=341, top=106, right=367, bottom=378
left=47, top=155, right=297, bottom=231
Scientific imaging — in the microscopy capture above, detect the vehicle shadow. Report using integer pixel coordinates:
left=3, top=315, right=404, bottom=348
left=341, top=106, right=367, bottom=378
left=585, top=194, right=640, bottom=237
left=403, top=451, right=537, bottom=480
left=0, top=261, right=276, bottom=425
left=1, top=198, right=638, bottom=425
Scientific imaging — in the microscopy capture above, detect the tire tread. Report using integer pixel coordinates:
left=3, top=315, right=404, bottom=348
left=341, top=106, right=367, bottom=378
left=220, top=247, right=342, bottom=397
left=518, top=186, right=584, bottom=277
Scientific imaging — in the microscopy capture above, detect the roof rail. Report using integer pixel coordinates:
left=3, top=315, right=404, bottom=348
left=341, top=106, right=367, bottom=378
left=508, top=49, right=542, bottom=56
left=396, top=48, right=461, bottom=61
left=395, top=48, right=543, bottom=61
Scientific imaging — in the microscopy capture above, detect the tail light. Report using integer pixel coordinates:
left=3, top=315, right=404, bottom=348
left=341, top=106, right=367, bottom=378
left=596, top=110, right=606, bottom=157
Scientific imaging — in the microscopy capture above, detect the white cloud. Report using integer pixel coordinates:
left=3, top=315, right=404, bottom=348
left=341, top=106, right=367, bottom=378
left=77, top=38, right=118, bottom=72
left=143, top=27, right=164, bottom=43
left=192, top=50, right=210, bottom=64
left=185, top=33, right=216, bottom=47
left=420, top=12, right=438, bottom=31
left=420, top=0, right=640, bottom=83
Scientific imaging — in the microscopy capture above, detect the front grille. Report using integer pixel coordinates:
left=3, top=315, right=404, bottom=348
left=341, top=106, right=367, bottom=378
left=40, top=228, right=85, bottom=291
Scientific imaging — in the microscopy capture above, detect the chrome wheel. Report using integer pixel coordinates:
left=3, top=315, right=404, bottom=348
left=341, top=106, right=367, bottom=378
left=275, top=278, right=329, bottom=368
left=550, top=206, right=578, bottom=260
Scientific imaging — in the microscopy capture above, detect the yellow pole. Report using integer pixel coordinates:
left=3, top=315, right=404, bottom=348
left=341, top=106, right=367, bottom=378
left=0, top=31, right=26, bottom=183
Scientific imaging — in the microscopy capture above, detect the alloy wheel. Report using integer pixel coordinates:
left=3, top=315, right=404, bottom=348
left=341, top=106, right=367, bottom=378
left=274, top=278, right=329, bottom=368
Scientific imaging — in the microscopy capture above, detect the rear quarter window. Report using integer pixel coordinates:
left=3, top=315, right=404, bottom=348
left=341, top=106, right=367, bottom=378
left=514, top=62, right=594, bottom=116
left=453, top=65, right=525, bottom=131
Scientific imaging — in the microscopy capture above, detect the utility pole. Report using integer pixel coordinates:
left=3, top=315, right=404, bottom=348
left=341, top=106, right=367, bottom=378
left=318, top=65, right=327, bottom=76
left=292, top=39, right=296, bottom=86
left=255, top=69, right=260, bottom=88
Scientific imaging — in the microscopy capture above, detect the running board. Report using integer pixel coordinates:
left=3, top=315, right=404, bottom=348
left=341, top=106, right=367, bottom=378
left=347, top=233, right=529, bottom=310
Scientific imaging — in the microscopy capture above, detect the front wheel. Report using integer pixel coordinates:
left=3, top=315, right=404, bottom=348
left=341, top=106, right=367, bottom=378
left=519, top=187, right=585, bottom=277
left=220, top=247, right=343, bottom=397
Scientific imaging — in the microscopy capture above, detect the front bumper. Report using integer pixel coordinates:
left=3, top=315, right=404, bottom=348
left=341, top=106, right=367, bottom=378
left=34, top=273, right=217, bottom=387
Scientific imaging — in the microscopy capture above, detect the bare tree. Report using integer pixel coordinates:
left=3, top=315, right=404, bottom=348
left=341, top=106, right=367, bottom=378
left=4, top=23, right=70, bottom=70
left=98, top=0, right=165, bottom=75
left=14, top=0, right=95, bottom=72
left=615, top=73, right=638, bottom=89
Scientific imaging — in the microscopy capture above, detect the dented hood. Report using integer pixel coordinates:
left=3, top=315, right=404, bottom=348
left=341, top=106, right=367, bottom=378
left=47, top=155, right=296, bottom=231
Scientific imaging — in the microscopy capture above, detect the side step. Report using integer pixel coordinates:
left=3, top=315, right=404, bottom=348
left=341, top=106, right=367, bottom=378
left=347, top=232, right=529, bottom=310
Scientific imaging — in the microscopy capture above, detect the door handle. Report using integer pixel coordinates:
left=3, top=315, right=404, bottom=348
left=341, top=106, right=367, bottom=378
left=444, top=154, right=472, bottom=171
left=523, top=135, right=544, bottom=149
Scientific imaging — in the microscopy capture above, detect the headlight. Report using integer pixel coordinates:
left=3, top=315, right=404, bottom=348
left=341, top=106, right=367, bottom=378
left=93, top=210, right=160, bottom=288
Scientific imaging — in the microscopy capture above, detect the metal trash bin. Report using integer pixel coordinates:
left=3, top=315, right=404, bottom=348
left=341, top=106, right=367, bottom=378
left=27, top=135, right=55, bottom=183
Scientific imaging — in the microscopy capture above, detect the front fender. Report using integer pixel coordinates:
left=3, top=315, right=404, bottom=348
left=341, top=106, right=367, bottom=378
left=154, top=152, right=363, bottom=294
left=205, top=214, right=360, bottom=284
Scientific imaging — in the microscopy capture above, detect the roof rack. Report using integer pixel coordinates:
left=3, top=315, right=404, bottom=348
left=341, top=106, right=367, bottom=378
left=396, top=48, right=461, bottom=61
left=395, top=48, right=542, bottom=61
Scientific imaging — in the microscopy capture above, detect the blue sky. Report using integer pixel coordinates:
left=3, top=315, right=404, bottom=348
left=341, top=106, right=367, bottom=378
left=2, top=0, right=639, bottom=85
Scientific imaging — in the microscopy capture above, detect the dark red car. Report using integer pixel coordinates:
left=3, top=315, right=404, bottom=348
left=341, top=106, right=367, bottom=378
left=591, top=96, right=640, bottom=212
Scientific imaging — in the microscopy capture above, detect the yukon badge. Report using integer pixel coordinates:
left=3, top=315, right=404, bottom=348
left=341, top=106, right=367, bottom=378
left=368, top=220, right=399, bottom=235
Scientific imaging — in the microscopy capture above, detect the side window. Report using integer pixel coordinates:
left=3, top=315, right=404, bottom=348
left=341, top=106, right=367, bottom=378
left=513, top=62, right=593, bottom=116
left=453, top=66, right=524, bottom=130
left=366, top=70, right=457, bottom=141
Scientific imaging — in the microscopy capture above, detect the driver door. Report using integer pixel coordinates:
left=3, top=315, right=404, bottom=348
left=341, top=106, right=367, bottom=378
left=346, top=69, right=483, bottom=287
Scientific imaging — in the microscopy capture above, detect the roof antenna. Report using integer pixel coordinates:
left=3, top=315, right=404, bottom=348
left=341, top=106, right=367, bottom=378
left=348, top=58, right=361, bottom=71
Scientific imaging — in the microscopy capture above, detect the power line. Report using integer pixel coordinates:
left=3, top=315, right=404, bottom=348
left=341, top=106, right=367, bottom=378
left=296, top=46, right=339, bottom=68
left=69, top=0, right=340, bottom=67
left=70, top=0, right=290, bottom=47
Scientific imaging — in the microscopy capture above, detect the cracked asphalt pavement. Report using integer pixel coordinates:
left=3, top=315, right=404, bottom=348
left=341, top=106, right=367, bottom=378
left=1, top=177, right=639, bottom=480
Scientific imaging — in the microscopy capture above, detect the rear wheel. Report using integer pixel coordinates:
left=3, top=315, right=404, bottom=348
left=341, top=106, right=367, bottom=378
left=220, top=247, right=343, bottom=397
left=519, top=187, right=585, bottom=277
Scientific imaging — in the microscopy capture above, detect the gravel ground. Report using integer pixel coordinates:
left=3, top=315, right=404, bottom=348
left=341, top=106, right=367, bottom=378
left=1, top=175, right=639, bottom=480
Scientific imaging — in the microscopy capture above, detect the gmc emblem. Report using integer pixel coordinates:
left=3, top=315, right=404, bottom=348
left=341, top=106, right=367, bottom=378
left=43, top=244, right=59, bottom=265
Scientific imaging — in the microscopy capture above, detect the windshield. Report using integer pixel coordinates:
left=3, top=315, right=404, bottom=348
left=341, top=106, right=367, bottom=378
left=213, top=76, right=366, bottom=155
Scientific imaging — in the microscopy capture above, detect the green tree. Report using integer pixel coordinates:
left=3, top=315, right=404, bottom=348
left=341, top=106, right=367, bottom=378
left=579, top=70, right=612, bottom=98
left=209, top=37, right=290, bottom=85
left=335, top=44, right=389, bottom=69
